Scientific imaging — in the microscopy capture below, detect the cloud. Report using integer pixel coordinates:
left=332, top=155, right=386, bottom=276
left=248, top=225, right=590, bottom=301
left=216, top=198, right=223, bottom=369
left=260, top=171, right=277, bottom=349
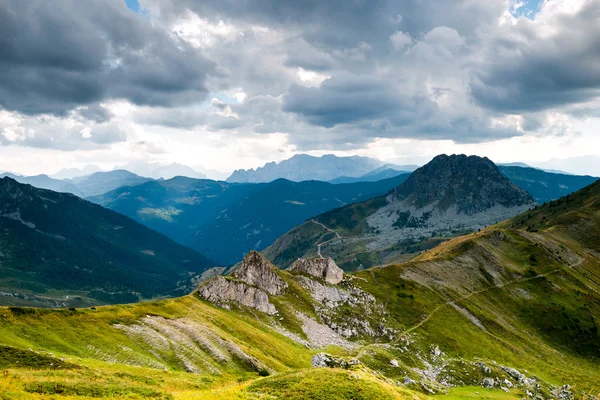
left=0, top=0, right=214, bottom=116
left=0, top=110, right=128, bottom=150
left=470, top=0, right=600, bottom=113
left=283, top=73, right=436, bottom=128
left=1, top=0, right=599, bottom=165
left=75, top=104, right=113, bottom=123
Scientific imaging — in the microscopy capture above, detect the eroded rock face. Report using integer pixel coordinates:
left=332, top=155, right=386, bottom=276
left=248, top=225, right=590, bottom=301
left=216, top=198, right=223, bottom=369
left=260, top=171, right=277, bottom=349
left=198, top=276, right=277, bottom=315
left=289, top=257, right=344, bottom=284
left=233, top=251, right=288, bottom=295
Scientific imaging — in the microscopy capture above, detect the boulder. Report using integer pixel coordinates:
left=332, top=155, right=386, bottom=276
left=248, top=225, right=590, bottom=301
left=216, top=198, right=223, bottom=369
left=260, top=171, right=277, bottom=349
left=289, top=257, right=344, bottom=284
left=311, top=352, right=360, bottom=369
left=482, top=377, right=495, bottom=388
left=233, top=251, right=288, bottom=295
left=198, top=276, right=277, bottom=315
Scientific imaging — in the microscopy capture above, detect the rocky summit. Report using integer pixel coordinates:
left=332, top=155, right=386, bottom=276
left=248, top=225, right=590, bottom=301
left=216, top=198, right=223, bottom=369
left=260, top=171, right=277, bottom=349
left=198, top=276, right=277, bottom=315
left=198, top=251, right=286, bottom=314
left=263, top=154, right=537, bottom=271
left=233, top=251, right=289, bottom=295
left=392, top=154, right=534, bottom=214
left=289, top=257, right=344, bottom=284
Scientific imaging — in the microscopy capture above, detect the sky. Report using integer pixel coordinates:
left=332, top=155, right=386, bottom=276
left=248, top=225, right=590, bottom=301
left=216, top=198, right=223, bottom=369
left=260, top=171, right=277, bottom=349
left=1, top=0, right=600, bottom=177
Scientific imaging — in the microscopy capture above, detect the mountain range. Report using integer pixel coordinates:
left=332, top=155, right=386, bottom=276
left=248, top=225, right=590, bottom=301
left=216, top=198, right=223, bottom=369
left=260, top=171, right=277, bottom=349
left=264, top=155, right=536, bottom=270
left=89, top=174, right=410, bottom=265
left=1, top=177, right=598, bottom=398
left=1, top=170, right=152, bottom=198
left=498, top=165, right=597, bottom=203
left=118, top=161, right=208, bottom=180
left=0, top=177, right=214, bottom=307
left=227, top=154, right=415, bottom=183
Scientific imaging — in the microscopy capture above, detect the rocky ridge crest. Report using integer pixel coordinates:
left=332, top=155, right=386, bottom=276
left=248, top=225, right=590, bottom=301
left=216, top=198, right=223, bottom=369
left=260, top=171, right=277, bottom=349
left=289, top=257, right=344, bottom=284
left=233, top=251, right=288, bottom=295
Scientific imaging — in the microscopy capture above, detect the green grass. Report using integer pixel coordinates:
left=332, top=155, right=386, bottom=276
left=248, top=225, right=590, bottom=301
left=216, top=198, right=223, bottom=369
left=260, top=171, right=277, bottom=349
left=246, top=368, right=418, bottom=400
left=2, top=180, right=600, bottom=398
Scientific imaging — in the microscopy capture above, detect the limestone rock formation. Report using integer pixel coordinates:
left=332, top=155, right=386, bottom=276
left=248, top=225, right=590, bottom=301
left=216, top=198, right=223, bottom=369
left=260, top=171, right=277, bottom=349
left=289, top=257, right=344, bottom=284
left=233, top=251, right=288, bottom=295
left=198, top=276, right=277, bottom=315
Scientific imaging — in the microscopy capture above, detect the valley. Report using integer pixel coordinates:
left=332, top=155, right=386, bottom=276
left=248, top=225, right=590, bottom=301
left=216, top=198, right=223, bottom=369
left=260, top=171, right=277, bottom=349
left=1, top=174, right=599, bottom=399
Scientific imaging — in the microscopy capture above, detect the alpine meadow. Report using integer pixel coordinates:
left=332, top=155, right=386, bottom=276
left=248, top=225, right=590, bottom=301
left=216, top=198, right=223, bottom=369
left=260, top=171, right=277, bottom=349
left=1, top=1, right=599, bottom=399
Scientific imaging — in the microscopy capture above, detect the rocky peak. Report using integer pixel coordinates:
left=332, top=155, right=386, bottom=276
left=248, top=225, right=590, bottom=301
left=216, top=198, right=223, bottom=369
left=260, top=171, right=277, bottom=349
left=289, top=257, right=344, bottom=284
left=233, top=251, right=288, bottom=295
left=393, top=154, right=534, bottom=215
left=198, top=276, right=277, bottom=315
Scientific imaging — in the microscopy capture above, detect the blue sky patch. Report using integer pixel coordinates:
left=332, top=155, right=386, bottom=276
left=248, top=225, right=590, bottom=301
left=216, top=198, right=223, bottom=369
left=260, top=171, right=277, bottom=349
left=511, top=0, right=543, bottom=19
left=125, top=0, right=141, bottom=13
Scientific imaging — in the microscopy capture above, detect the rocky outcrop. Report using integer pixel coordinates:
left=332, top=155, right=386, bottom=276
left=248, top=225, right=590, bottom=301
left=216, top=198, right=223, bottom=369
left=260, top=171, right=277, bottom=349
left=198, top=276, right=277, bottom=315
left=233, top=251, right=288, bottom=295
left=289, top=257, right=344, bottom=284
left=311, top=352, right=360, bottom=368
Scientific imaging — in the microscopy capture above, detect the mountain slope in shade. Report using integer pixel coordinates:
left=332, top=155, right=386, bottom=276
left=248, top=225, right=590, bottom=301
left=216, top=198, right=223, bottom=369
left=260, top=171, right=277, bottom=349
left=1, top=170, right=152, bottom=198
left=264, top=154, right=535, bottom=270
left=0, top=173, right=83, bottom=196
left=89, top=174, right=409, bottom=265
left=498, top=165, right=598, bottom=203
left=329, top=168, right=409, bottom=184
left=1, top=180, right=599, bottom=398
left=0, top=177, right=214, bottom=307
left=227, top=153, right=389, bottom=183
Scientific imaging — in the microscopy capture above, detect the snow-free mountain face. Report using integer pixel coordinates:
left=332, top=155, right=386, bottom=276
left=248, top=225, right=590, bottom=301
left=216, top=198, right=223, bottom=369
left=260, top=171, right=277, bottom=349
left=264, top=154, right=536, bottom=270
left=89, top=174, right=409, bottom=265
left=226, top=154, right=392, bottom=183
left=0, top=173, right=84, bottom=196
left=69, top=170, right=152, bottom=197
left=2, top=179, right=600, bottom=398
left=0, top=177, right=214, bottom=307
left=498, top=165, right=598, bottom=203
left=1, top=170, right=152, bottom=198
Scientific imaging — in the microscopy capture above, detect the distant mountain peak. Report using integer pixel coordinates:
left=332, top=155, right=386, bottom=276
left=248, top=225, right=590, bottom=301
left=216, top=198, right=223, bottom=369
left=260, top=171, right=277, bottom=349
left=394, top=154, right=534, bottom=215
left=227, top=153, right=388, bottom=183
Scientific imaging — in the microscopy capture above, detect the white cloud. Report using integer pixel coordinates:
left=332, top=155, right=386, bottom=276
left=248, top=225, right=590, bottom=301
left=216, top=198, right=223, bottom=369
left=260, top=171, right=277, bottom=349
left=0, top=0, right=598, bottom=176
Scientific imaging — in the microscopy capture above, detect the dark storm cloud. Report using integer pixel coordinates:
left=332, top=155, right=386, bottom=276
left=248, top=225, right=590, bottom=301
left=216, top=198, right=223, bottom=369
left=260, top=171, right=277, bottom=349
left=157, top=0, right=505, bottom=51
left=0, top=0, right=214, bottom=116
left=75, top=104, right=114, bottom=123
left=470, top=1, right=600, bottom=113
left=283, top=73, right=437, bottom=128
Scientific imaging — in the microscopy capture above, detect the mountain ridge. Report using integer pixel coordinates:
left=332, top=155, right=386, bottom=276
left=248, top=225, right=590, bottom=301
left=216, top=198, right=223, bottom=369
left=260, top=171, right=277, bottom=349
left=227, top=154, right=391, bottom=183
left=264, top=154, right=536, bottom=270
left=0, top=177, right=214, bottom=307
left=89, top=174, right=410, bottom=265
left=1, top=178, right=599, bottom=397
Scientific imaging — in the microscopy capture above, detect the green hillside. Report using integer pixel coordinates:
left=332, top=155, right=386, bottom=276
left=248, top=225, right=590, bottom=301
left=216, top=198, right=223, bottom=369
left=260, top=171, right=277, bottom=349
left=1, top=180, right=599, bottom=399
left=264, top=155, right=535, bottom=270
left=498, top=166, right=597, bottom=203
left=89, top=174, right=409, bottom=265
left=0, top=177, right=214, bottom=307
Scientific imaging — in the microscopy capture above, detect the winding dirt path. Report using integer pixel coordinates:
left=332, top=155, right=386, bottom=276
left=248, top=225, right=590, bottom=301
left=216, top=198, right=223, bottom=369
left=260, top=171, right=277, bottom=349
left=310, top=219, right=343, bottom=257
left=397, top=252, right=586, bottom=338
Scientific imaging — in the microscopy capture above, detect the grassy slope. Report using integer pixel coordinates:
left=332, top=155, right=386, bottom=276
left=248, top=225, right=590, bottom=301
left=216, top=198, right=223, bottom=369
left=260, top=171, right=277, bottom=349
left=0, top=178, right=214, bottom=307
left=1, top=181, right=599, bottom=399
